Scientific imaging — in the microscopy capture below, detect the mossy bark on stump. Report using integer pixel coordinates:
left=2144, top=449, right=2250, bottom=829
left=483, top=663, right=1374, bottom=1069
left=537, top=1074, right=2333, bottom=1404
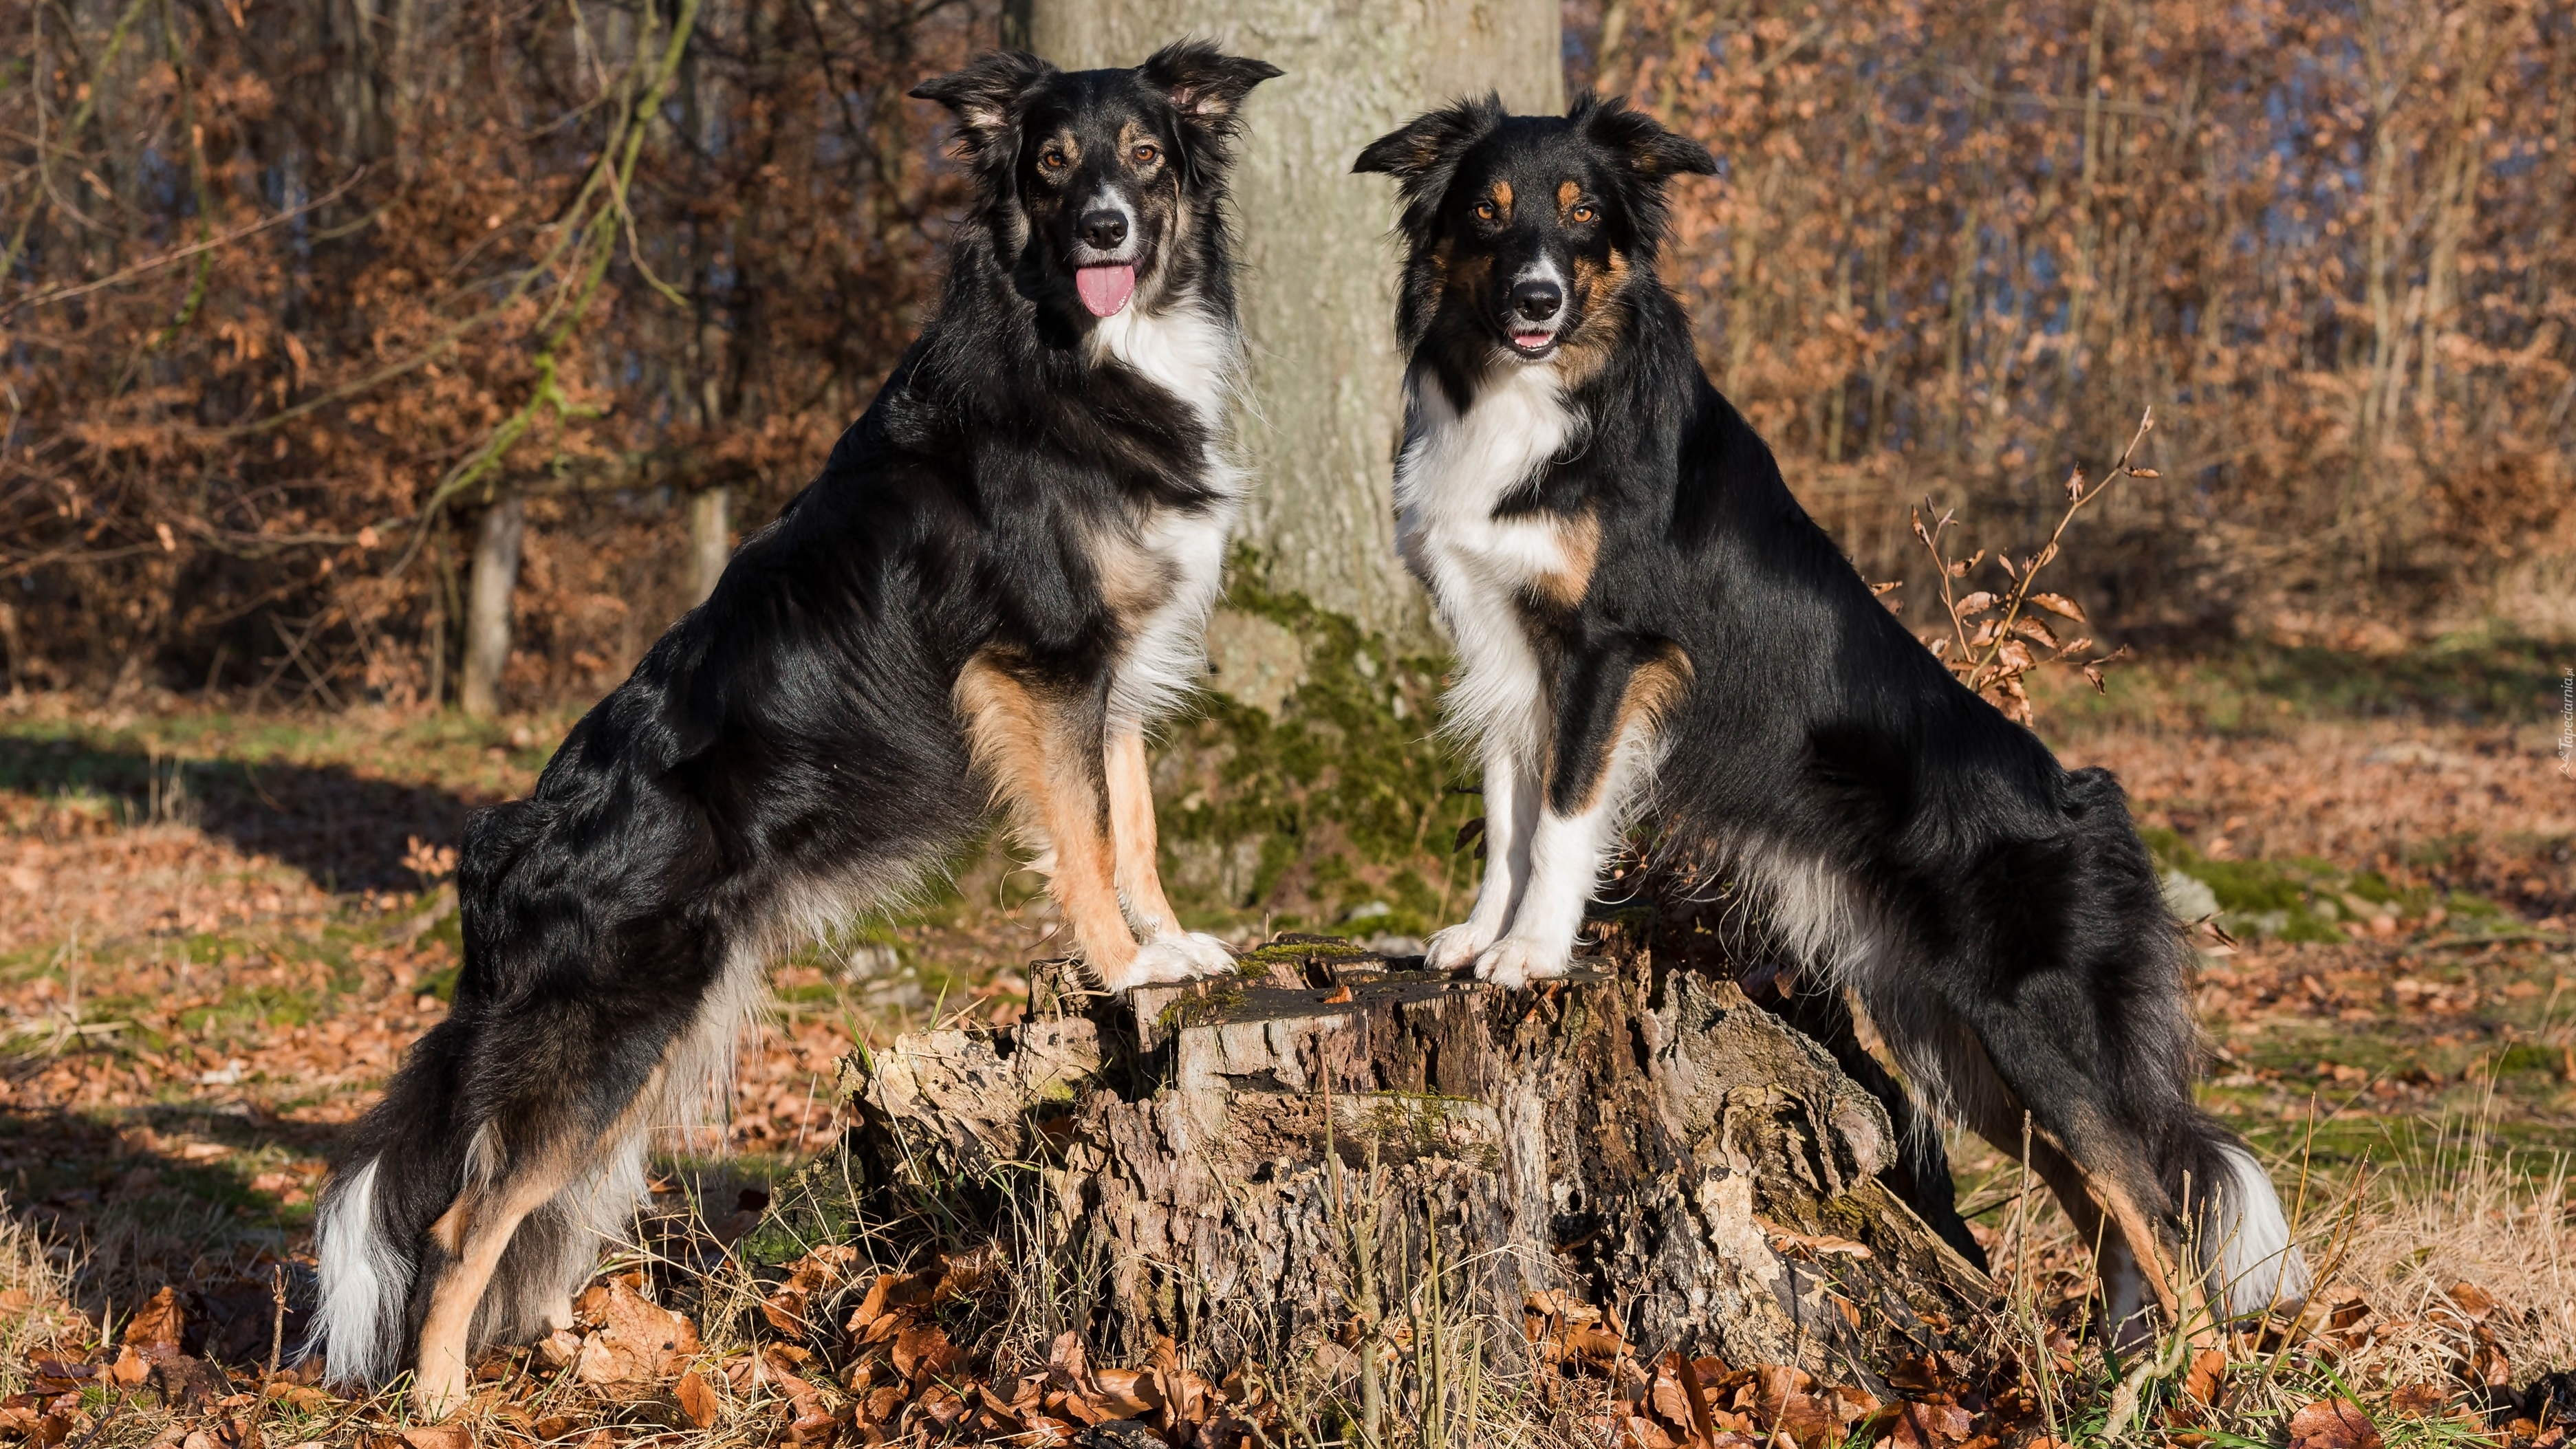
left=831, top=938, right=1989, bottom=1385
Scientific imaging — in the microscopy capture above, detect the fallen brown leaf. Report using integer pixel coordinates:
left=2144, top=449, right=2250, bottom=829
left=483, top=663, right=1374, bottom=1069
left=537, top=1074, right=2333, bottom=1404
left=1090, top=1367, right=1163, bottom=1420
left=2287, top=1399, right=2383, bottom=1449
left=675, top=1369, right=719, bottom=1429
left=567, top=1279, right=700, bottom=1389
left=843, top=1269, right=940, bottom=1342
left=2448, top=1283, right=2498, bottom=1321
left=127, top=1286, right=188, bottom=1355
left=787, top=1404, right=845, bottom=1446
left=2182, top=1349, right=2227, bottom=1406
left=2389, top=1384, right=2447, bottom=1417
left=891, top=1321, right=962, bottom=1383
left=262, top=1382, right=335, bottom=1412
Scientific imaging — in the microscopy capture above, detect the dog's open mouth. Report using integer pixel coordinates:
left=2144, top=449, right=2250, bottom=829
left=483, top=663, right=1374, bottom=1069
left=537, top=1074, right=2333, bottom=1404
left=1076, top=265, right=1136, bottom=318
left=1506, top=329, right=1559, bottom=359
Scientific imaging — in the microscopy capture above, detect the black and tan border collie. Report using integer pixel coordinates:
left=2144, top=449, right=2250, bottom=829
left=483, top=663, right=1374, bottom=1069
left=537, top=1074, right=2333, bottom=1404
left=1355, top=95, right=2308, bottom=1338
left=311, top=41, right=1279, bottom=1413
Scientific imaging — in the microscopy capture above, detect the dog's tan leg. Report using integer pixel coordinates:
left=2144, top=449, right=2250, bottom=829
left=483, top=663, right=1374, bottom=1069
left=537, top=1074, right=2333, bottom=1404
left=413, top=1053, right=680, bottom=1417
left=1106, top=725, right=1180, bottom=939
left=411, top=1155, right=583, bottom=1418
left=957, top=656, right=1143, bottom=985
left=1105, top=723, right=1236, bottom=982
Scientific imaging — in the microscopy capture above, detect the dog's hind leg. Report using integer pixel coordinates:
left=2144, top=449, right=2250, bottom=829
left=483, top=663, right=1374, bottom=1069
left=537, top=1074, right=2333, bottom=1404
left=411, top=1133, right=595, bottom=1417
left=1861, top=995, right=2166, bottom=1344
left=407, top=945, right=746, bottom=1417
left=1928, top=992, right=2220, bottom=1347
left=412, top=1027, right=696, bottom=1417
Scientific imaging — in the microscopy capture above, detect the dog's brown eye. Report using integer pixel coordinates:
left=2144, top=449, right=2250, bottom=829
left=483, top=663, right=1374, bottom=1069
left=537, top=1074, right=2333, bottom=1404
left=1571, top=204, right=1597, bottom=224
left=1041, top=150, right=1068, bottom=171
left=1134, top=143, right=1159, bottom=164
left=1474, top=201, right=1495, bottom=221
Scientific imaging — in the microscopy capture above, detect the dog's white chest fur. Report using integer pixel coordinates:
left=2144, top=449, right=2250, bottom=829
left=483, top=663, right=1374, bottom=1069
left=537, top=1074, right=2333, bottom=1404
left=1092, top=303, right=1235, bottom=431
left=1090, top=303, right=1244, bottom=727
left=1393, top=362, right=1579, bottom=756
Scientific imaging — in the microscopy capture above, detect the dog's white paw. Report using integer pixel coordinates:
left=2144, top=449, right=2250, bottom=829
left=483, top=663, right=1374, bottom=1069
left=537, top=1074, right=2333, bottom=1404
left=1112, top=933, right=1236, bottom=990
left=1471, top=937, right=1572, bottom=990
left=1424, top=923, right=1495, bottom=973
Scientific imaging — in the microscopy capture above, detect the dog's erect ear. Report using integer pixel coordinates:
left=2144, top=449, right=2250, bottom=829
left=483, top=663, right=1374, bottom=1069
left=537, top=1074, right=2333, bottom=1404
left=1572, top=92, right=1717, bottom=179
left=1142, top=39, right=1282, bottom=135
left=1568, top=92, right=1712, bottom=247
left=911, top=51, right=1054, bottom=162
left=1353, top=95, right=1506, bottom=193
left=1354, top=95, right=1507, bottom=248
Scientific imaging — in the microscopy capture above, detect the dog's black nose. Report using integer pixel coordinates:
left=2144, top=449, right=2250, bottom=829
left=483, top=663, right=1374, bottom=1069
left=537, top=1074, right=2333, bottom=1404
left=1079, top=209, right=1129, bottom=251
left=1511, top=279, right=1562, bottom=323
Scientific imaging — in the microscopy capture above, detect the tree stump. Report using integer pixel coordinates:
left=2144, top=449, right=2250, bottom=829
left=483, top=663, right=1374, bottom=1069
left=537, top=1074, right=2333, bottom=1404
left=819, top=935, right=1991, bottom=1387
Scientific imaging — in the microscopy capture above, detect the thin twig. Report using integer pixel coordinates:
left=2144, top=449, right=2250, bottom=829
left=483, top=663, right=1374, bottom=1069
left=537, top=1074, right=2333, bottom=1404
left=1968, top=409, right=2157, bottom=688
left=0, top=175, right=364, bottom=318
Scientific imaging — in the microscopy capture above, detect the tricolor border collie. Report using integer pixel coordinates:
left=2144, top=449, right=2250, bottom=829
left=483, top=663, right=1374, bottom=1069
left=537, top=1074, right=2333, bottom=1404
left=310, top=41, right=1279, bottom=1413
left=1355, top=94, right=2310, bottom=1335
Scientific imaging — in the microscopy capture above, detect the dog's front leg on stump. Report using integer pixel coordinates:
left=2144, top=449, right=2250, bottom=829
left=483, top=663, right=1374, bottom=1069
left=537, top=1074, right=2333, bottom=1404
left=1473, top=641, right=1691, bottom=988
left=1106, top=726, right=1179, bottom=937
left=1425, top=731, right=1539, bottom=974
left=1105, top=726, right=1234, bottom=979
left=959, top=655, right=1225, bottom=992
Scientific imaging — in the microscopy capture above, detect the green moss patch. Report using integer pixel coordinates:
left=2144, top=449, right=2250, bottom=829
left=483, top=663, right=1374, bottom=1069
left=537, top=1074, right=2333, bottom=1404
left=1150, top=558, right=1475, bottom=931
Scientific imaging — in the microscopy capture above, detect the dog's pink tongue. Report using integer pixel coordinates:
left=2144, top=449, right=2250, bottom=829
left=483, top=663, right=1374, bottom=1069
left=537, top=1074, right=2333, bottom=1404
left=1076, top=264, right=1135, bottom=318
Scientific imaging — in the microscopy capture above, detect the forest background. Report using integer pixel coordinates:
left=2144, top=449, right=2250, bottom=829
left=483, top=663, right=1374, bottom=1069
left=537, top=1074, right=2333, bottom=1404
left=4, top=0, right=2572, bottom=705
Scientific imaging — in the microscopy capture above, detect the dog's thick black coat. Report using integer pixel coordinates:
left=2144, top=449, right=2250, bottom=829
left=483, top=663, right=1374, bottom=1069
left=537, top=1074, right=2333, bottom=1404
left=1356, top=95, right=2308, bottom=1331
left=312, top=41, right=1279, bottom=1410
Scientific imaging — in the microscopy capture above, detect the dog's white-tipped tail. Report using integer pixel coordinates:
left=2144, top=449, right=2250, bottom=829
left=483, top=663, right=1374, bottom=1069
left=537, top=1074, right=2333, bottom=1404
left=2202, top=1142, right=2313, bottom=1318
left=307, top=1159, right=413, bottom=1385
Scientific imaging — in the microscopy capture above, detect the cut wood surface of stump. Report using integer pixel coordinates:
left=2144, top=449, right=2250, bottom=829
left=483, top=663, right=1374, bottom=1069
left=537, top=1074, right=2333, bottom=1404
left=805, top=935, right=1991, bottom=1389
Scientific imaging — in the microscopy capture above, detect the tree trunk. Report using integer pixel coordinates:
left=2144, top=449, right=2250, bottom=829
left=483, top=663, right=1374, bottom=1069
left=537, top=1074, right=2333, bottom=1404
left=687, top=486, right=731, bottom=607
left=827, top=937, right=1991, bottom=1384
left=459, top=492, right=525, bottom=719
left=1016, top=0, right=1561, bottom=644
